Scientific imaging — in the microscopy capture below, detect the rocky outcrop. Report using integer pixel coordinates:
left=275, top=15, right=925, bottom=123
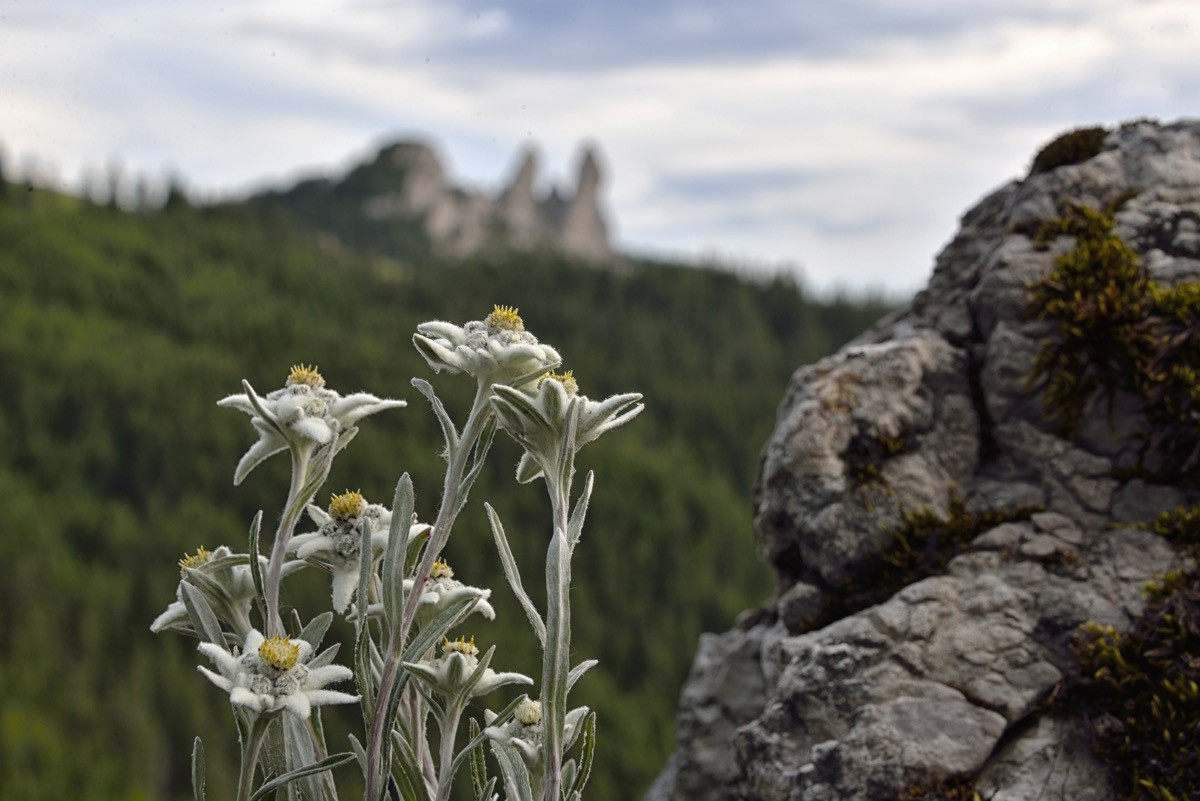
left=360, top=140, right=614, bottom=261
left=649, top=119, right=1200, bottom=801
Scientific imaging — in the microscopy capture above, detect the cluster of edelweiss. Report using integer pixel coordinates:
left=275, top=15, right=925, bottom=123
left=152, top=306, right=642, bottom=801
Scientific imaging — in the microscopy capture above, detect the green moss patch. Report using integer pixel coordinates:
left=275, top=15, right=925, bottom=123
left=1030, top=126, right=1109, bottom=174
left=1027, top=202, right=1200, bottom=472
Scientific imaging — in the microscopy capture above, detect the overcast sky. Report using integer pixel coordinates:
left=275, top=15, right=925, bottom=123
left=2, top=1, right=1198, bottom=297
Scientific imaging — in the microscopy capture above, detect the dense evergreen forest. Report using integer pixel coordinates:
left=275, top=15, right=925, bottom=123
left=0, top=177, right=894, bottom=800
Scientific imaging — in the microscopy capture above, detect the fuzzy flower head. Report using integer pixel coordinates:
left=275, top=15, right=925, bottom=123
left=402, top=557, right=495, bottom=626
left=413, top=306, right=562, bottom=386
left=197, top=629, right=357, bottom=719
left=289, top=492, right=431, bottom=614
left=402, top=637, right=532, bottom=702
left=217, top=365, right=405, bottom=485
left=485, top=697, right=590, bottom=775
left=491, top=372, right=643, bottom=483
left=152, top=545, right=302, bottom=639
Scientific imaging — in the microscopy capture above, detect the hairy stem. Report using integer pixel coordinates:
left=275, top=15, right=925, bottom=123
left=365, top=384, right=492, bottom=800
left=235, top=716, right=271, bottom=801
left=265, top=446, right=311, bottom=637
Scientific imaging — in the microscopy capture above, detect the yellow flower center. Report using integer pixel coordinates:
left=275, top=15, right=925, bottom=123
left=259, top=635, right=301, bottom=670
left=329, top=489, right=366, bottom=521
left=442, top=635, right=479, bottom=658
left=541, top=370, right=578, bottom=396
left=486, top=305, right=524, bottom=332
left=178, top=546, right=213, bottom=575
left=431, top=559, right=454, bottom=579
left=287, top=364, right=326, bottom=389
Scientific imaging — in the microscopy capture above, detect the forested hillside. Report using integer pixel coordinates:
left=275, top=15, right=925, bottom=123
left=0, top=180, right=893, bottom=800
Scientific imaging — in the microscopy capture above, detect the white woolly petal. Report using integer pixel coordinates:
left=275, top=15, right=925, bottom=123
left=413, top=335, right=467, bottom=373
left=150, top=601, right=187, bottom=632
left=289, top=416, right=334, bottom=444
left=295, top=536, right=336, bottom=560
left=243, top=630, right=266, bottom=652
left=416, top=320, right=466, bottom=339
left=283, top=692, right=312, bottom=719
left=229, top=686, right=264, bottom=712
left=329, top=393, right=406, bottom=425
left=330, top=568, right=359, bottom=614
left=216, top=394, right=258, bottom=416
left=474, top=669, right=534, bottom=696
left=197, top=642, right=241, bottom=676
left=303, top=689, right=360, bottom=708
left=409, top=523, right=432, bottom=542
left=197, top=665, right=234, bottom=692
left=306, top=664, right=354, bottom=689
left=295, top=640, right=313, bottom=663
left=280, top=559, right=307, bottom=578
left=232, top=434, right=288, bottom=486
left=474, top=597, right=496, bottom=621
left=306, top=505, right=333, bottom=527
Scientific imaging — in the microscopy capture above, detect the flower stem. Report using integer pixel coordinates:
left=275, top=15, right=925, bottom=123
left=235, top=716, right=271, bottom=801
left=265, top=446, right=311, bottom=636
left=542, top=467, right=573, bottom=801
left=365, top=384, right=493, bottom=801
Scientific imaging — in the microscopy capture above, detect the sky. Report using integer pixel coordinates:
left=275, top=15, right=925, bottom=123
left=2, top=0, right=1198, bottom=298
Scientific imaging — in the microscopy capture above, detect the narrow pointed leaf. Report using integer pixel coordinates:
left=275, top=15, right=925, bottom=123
left=180, top=583, right=225, bottom=646
left=566, top=659, right=599, bottom=693
left=298, top=611, right=334, bottom=653
left=485, top=503, right=545, bottom=645
left=489, top=742, right=535, bottom=801
left=567, top=712, right=597, bottom=799
left=191, top=737, right=206, bottom=801
left=469, top=718, right=488, bottom=800
left=566, top=471, right=594, bottom=550
left=383, top=474, right=415, bottom=631
left=412, top=378, right=459, bottom=455
left=389, top=730, right=433, bottom=801
left=248, top=511, right=267, bottom=628
left=248, top=752, right=354, bottom=801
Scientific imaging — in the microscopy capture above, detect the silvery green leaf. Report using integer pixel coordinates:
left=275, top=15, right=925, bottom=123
left=180, top=582, right=225, bottom=647
left=469, top=718, right=488, bottom=800
left=382, top=474, right=415, bottom=633
left=307, top=643, right=341, bottom=670
left=299, top=612, right=334, bottom=653
left=247, top=751, right=354, bottom=801
left=541, top=527, right=572, bottom=796
left=489, top=741, right=534, bottom=801
left=565, top=711, right=597, bottom=800
left=485, top=503, right=545, bottom=645
left=566, top=659, right=598, bottom=693
left=567, top=471, right=594, bottom=550
left=191, top=737, right=205, bottom=801
left=248, top=511, right=267, bottom=627
left=389, top=729, right=434, bottom=801
left=412, top=377, right=459, bottom=454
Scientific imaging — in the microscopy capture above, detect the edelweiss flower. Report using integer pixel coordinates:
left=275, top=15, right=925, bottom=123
left=403, top=636, right=531, bottom=701
left=288, top=490, right=431, bottom=614
left=197, top=629, right=357, bottom=719
left=491, top=372, right=643, bottom=482
left=413, top=306, right=561, bottom=385
left=402, top=558, right=495, bottom=626
left=218, top=365, right=405, bottom=485
left=485, top=696, right=590, bottom=773
left=151, top=545, right=303, bottom=638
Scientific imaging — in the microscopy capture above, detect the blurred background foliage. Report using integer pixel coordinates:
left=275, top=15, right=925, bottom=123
left=0, top=178, right=893, bottom=800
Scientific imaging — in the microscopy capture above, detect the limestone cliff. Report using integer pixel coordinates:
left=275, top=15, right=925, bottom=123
left=252, top=139, right=615, bottom=263
left=648, top=119, right=1200, bottom=801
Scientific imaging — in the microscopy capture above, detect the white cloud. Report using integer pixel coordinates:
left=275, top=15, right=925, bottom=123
left=2, top=1, right=1200, bottom=294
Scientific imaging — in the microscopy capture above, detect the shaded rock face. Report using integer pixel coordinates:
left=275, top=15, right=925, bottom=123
left=649, top=119, right=1200, bottom=801
left=362, top=140, right=614, bottom=262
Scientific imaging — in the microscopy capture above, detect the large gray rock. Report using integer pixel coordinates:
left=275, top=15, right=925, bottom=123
left=649, top=119, right=1200, bottom=801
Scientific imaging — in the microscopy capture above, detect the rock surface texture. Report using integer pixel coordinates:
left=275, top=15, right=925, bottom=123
left=647, top=119, right=1200, bottom=801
